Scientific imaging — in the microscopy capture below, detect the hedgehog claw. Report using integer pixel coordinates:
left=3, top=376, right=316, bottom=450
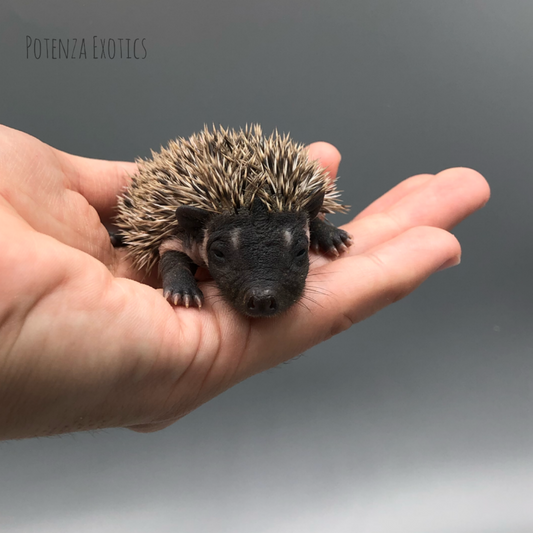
left=163, top=286, right=204, bottom=309
left=338, top=243, right=349, bottom=253
left=310, top=218, right=353, bottom=257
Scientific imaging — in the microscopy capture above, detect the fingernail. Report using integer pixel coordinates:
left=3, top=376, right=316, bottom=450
left=437, top=255, right=461, bottom=272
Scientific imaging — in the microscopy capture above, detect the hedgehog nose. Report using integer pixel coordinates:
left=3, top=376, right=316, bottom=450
left=246, top=289, right=278, bottom=317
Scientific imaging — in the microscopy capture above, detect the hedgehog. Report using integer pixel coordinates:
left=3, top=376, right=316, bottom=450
left=112, top=125, right=353, bottom=317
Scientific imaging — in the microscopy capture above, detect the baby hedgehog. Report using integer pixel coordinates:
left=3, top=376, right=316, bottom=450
left=113, top=125, right=353, bottom=317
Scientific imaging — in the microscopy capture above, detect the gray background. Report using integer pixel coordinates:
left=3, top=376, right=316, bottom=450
left=1, top=0, right=532, bottom=531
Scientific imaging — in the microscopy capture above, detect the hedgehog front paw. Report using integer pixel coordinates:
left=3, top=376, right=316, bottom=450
left=310, top=218, right=353, bottom=257
left=163, top=282, right=204, bottom=308
left=159, top=250, right=204, bottom=308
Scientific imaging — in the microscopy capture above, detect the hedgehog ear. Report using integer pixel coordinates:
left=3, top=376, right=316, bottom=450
left=250, top=196, right=268, bottom=214
left=305, top=191, right=325, bottom=220
left=176, top=206, right=211, bottom=232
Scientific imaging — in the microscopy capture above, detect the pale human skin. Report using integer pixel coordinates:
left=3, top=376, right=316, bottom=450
left=0, top=125, right=490, bottom=440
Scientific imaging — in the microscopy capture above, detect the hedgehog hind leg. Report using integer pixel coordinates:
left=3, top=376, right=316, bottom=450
left=309, top=217, right=353, bottom=257
left=159, top=250, right=204, bottom=308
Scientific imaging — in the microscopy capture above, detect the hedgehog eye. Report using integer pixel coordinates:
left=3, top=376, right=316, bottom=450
left=296, top=248, right=307, bottom=257
left=213, top=249, right=225, bottom=260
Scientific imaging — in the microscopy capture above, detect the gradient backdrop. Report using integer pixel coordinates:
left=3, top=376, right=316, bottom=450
left=1, top=1, right=532, bottom=532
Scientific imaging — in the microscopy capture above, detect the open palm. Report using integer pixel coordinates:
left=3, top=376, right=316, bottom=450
left=0, top=125, right=489, bottom=439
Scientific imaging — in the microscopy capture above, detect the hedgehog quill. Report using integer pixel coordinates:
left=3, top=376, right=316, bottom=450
left=113, top=125, right=353, bottom=317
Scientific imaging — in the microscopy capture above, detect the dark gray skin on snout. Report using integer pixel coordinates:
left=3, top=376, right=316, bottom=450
left=158, top=196, right=352, bottom=318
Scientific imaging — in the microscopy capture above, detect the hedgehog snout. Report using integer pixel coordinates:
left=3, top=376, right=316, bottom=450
left=244, top=288, right=278, bottom=317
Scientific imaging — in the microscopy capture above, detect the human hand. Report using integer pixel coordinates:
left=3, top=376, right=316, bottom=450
left=0, top=125, right=490, bottom=439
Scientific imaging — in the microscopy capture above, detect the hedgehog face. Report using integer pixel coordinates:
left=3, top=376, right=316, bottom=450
left=204, top=208, right=310, bottom=317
